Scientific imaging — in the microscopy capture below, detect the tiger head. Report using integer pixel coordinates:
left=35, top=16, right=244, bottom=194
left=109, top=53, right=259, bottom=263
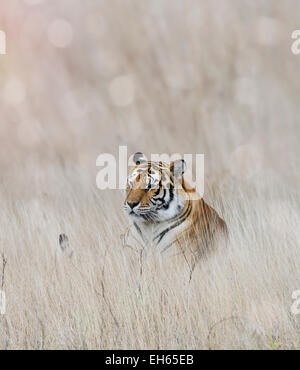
left=124, top=152, right=187, bottom=222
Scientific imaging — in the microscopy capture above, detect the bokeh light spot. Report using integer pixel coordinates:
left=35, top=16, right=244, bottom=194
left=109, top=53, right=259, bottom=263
left=108, top=75, right=135, bottom=107
left=2, top=77, right=26, bottom=105
left=23, top=0, right=46, bottom=5
left=256, top=17, right=283, bottom=46
left=47, top=19, right=73, bottom=48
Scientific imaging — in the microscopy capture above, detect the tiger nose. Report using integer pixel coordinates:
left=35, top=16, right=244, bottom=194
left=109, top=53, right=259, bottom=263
left=127, top=201, right=139, bottom=209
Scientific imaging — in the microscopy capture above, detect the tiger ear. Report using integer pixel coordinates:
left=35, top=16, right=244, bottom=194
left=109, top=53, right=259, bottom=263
left=170, top=159, right=186, bottom=180
left=133, top=152, right=146, bottom=165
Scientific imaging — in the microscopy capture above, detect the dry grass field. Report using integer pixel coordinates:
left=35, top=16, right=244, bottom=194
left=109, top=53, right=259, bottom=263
left=0, top=0, right=300, bottom=349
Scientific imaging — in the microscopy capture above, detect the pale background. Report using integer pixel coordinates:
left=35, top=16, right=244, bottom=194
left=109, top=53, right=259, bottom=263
left=0, top=0, right=300, bottom=349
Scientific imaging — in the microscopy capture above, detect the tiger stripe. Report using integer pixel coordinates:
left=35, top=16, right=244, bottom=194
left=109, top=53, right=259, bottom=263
left=123, top=155, right=228, bottom=269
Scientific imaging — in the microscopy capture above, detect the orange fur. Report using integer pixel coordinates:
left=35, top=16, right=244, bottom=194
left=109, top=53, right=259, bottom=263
left=123, top=159, right=227, bottom=272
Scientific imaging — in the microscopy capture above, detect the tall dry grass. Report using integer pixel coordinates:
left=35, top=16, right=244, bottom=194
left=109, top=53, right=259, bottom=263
left=0, top=0, right=300, bottom=349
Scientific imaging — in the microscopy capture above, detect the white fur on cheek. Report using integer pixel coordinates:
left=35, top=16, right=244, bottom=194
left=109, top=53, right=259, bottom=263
left=156, top=193, right=185, bottom=221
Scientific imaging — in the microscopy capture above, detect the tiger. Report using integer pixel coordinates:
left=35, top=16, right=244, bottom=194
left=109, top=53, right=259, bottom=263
left=122, top=152, right=228, bottom=274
